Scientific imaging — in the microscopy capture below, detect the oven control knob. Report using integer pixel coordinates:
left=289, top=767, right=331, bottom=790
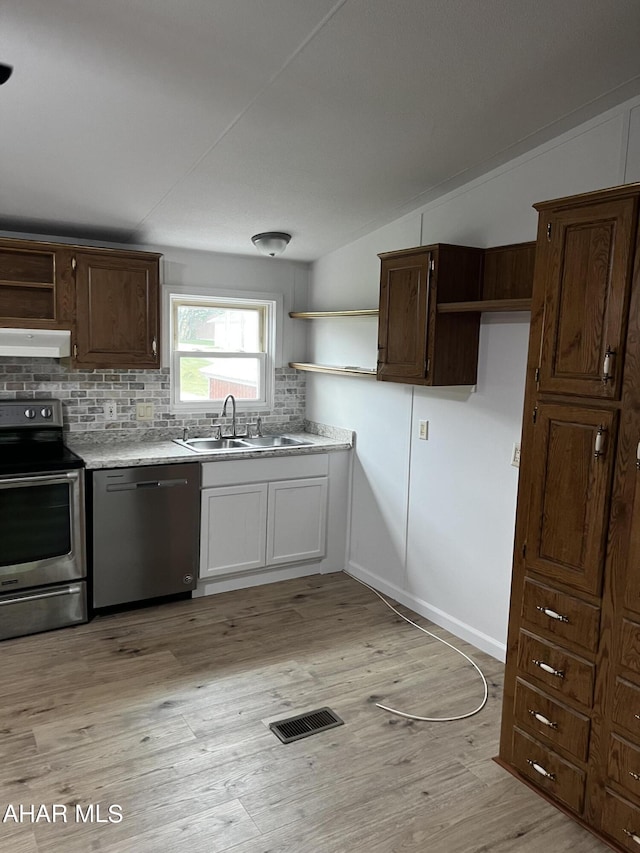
left=40, top=407, right=53, bottom=419
left=24, top=408, right=36, bottom=419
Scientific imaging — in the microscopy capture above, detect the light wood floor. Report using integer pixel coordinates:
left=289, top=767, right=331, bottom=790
left=0, top=572, right=610, bottom=853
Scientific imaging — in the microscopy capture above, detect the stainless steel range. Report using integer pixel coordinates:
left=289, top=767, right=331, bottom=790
left=0, top=399, right=87, bottom=640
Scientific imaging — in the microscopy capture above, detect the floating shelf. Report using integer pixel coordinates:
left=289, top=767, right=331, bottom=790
left=289, top=309, right=379, bottom=319
left=437, top=298, right=532, bottom=314
left=290, top=362, right=377, bottom=378
left=0, top=280, right=54, bottom=290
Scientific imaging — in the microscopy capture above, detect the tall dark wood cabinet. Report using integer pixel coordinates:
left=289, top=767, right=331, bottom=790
left=499, top=183, right=640, bottom=851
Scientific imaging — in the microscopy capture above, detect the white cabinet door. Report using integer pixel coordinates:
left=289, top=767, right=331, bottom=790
left=200, top=483, right=268, bottom=577
left=266, top=477, right=328, bottom=566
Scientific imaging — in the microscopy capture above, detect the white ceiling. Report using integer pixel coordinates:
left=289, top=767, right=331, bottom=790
left=1, top=0, right=640, bottom=261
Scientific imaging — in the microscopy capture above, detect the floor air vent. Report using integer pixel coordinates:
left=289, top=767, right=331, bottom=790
left=269, top=707, right=344, bottom=744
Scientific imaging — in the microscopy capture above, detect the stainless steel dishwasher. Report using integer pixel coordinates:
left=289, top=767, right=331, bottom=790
left=92, top=463, right=200, bottom=608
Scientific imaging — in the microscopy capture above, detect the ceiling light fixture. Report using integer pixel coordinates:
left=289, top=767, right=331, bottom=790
left=251, top=232, right=291, bottom=258
left=0, top=64, right=13, bottom=85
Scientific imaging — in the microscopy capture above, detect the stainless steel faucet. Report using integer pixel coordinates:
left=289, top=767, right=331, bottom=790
left=220, top=394, right=238, bottom=437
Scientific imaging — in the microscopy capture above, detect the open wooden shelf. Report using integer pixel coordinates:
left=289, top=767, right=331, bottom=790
left=437, top=298, right=532, bottom=314
left=289, top=309, right=379, bottom=319
left=290, top=362, right=377, bottom=378
left=0, top=280, right=55, bottom=290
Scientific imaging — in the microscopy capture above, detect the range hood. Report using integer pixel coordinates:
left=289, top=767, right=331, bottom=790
left=0, top=328, right=71, bottom=358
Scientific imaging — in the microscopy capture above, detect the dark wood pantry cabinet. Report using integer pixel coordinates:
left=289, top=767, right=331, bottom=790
left=498, top=182, right=640, bottom=852
left=0, top=237, right=161, bottom=369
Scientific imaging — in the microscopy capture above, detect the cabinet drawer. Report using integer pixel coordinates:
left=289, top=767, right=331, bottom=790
left=201, top=453, right=328, bottom=488
left=620, top=620, right=640, bottom=677
left=521, top=578, right=600, bottom=654
left=601, top=789, right=640, bottom=851
left=517, top=630, right=595, bottom=709
left=614, top=678, right=640, bottom=741
left=511, top=727, right=585, bottom=813
left=609, top=735, right=640, bottom=803
left=513, top=678, right=590, bottom=761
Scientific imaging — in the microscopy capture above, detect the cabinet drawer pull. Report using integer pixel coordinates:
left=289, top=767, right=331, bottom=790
left=536, top=605, right=569, bottom=623
left=532, top=659, right=565, bottom=678
left=630, top=771, right=640, bottom=782
left=527, top=759, right=555, bottom=780
left=528, top=709, right=558, bottom=729
left=623, top=829, right=640, bottom=845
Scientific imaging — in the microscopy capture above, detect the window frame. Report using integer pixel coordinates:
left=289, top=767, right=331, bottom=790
left=164, top=287, right=281, bottom=414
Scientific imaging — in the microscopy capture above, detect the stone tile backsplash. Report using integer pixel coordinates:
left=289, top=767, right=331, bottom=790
left=0, top=359, right=305, bottom=440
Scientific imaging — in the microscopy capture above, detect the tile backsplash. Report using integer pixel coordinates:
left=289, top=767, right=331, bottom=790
left=0, top=359, right=305, bottom=440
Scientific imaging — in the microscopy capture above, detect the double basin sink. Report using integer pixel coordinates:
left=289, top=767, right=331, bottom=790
left=173, top=435, right=313, bottom=454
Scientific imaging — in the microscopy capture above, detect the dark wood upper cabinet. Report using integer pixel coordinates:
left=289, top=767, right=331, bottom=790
left=74, top=251, right=160, bottom=368
left=537, top=198, right=636, bottom=400
left=0, top=238, right=74, bottom=328
left=525, top=402, right=617, bottom=596
left=377, top=244, right=483, bottom=386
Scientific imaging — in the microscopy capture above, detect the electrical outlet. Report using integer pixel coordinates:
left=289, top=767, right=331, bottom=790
left=511, top=443, right=521, bottom=468
left=418, top=420, right=429, bottom=440
left=136, top=402, right=154, bottom=421
left=105, top=401, right=117, bottom=421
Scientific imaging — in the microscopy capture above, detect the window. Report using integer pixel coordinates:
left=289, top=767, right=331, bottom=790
left=170, top=294, right=276, bottom=411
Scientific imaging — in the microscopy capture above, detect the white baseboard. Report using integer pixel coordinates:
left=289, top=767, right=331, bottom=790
left=194, top=562, right=342, bottom=598
left=346, top=561, right=506, bottom=662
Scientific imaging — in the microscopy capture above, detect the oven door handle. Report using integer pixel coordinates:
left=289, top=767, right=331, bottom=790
left=0, top=584, right=82, bottom=606
left=0, top=472, right=80, bottom=488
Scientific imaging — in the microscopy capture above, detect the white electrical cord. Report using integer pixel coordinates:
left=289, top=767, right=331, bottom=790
left=347, top=572, right=489, bottom=722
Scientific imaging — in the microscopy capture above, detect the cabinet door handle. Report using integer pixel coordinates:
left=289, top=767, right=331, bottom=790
left=636, top=440, right=640, bottom=471
left=536, top=605, right=569, bottom=623
left=73, top=343, right=78, bottom=358
left=602, top=347, right=616, bottom=384
left=594, top=425, right=607, bottom=459
left=152, top=337, right=157, bottom=356
left=528, top=709, right=558, bottom=729
left=532, top=659, right=565, bottom=679
left=623, top=829, right=640, bottom=845
left=630, top=771, right=640, bottom=782
left=527, top=759, right=555, bottom=781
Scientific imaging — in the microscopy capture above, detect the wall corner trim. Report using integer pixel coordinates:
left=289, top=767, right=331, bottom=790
left=346, top=561, right=506, bottom=662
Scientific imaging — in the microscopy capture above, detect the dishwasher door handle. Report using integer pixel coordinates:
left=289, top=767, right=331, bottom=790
left=106, top=479, right=189, bottom=492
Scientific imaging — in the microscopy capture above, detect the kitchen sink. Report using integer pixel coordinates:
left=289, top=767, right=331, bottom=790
left=173, top=437, right=248, bottom=452
left=238, top=436, right=310, bottom=448
left=173, top=435, right=313, bottom=453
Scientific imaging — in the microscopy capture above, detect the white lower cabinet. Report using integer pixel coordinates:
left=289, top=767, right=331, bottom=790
left=199, top=455, right=330, bottom=579
left=266, top=478, right=328, bottom=566
left=200, top=483, right=268, bottom=577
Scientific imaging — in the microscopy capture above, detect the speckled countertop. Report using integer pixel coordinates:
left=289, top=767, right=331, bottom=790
left=68, top=430, right=352, bottom=470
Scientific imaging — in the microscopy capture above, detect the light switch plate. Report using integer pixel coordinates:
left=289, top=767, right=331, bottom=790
left=105, top=401, right=117, bottom=421
left=511, top=443, right=521, bottom=468
left=419, top=420, right=429, bottom=440
left=136, top=402, right=154, bottom=421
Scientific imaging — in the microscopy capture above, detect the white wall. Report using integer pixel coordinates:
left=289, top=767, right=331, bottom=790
left=305, top=94, right=640, bottom=660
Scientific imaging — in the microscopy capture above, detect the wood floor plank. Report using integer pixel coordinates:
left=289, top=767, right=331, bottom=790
left=0, top=573, right=610, bottom=853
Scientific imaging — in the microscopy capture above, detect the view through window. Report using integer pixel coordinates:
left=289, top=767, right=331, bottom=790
left=171, top=296, right=273, bottom=409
